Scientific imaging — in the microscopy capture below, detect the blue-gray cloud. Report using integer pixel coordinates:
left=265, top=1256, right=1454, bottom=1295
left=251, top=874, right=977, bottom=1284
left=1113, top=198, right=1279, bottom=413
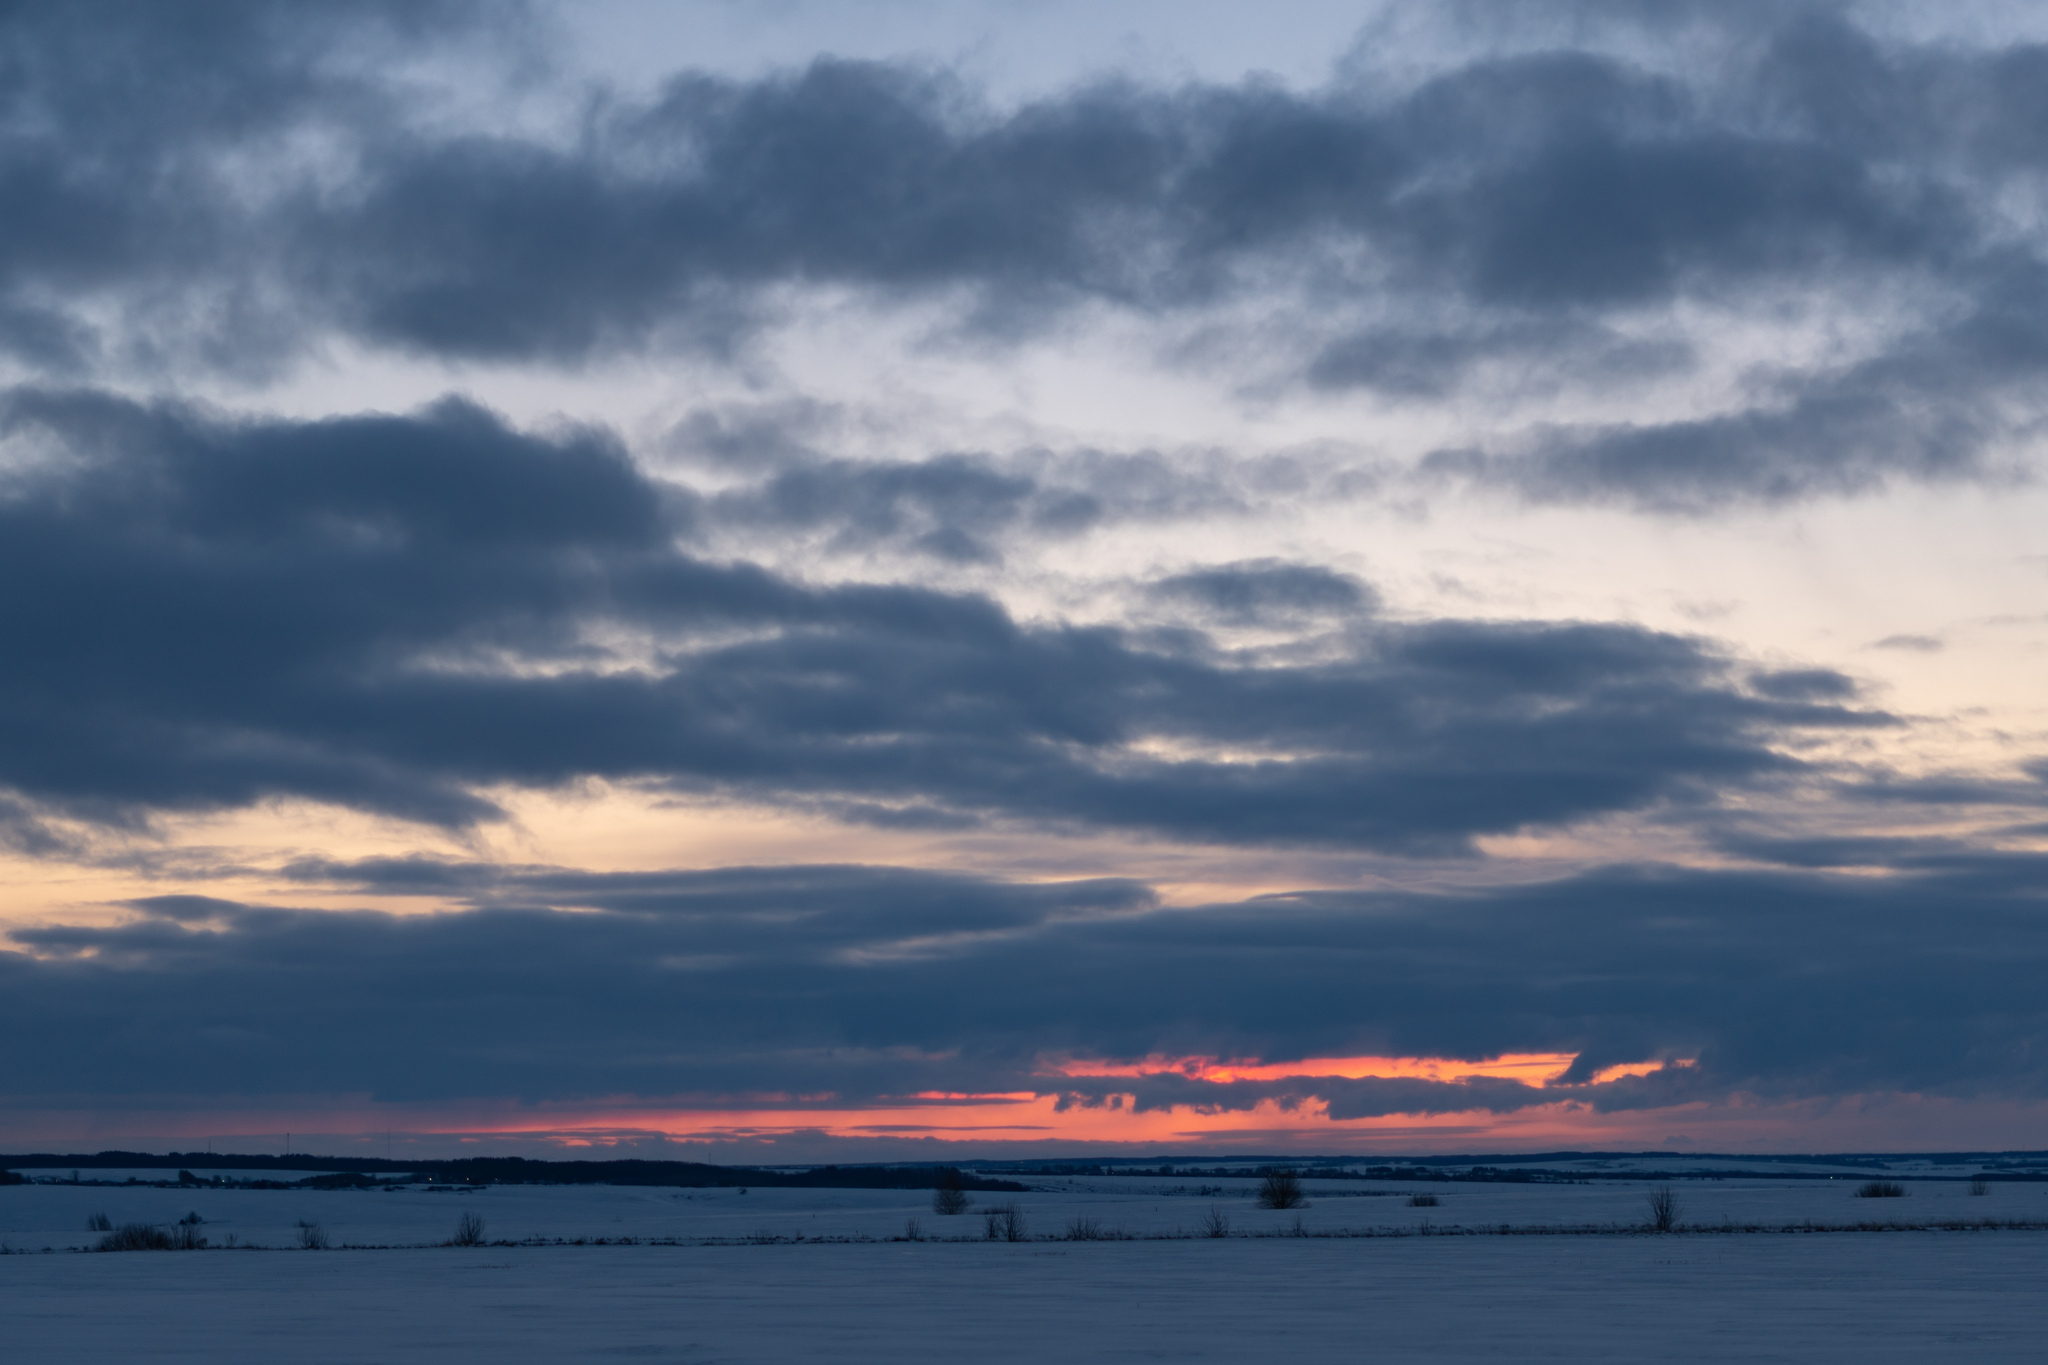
left=8, top=853, right=2047, bottom=1116
left=0, top=390, right=1885, bottom=850
left=0, top=6, right=2046, bottom=505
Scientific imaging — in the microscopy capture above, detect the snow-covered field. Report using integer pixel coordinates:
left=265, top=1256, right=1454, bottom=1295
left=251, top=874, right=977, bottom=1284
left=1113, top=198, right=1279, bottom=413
left=6, top=1177, right=2047, bottom=1360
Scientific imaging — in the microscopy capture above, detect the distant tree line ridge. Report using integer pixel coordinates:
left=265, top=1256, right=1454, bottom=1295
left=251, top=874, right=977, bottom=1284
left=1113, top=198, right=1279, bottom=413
left=0, top=1152, right=1025, bottom=1192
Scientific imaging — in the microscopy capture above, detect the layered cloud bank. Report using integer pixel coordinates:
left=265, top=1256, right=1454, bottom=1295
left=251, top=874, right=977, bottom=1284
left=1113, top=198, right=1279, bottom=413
left=3, top=2, right=2047, bottom=1155
left=10, top=852, right=2048, bottom=1153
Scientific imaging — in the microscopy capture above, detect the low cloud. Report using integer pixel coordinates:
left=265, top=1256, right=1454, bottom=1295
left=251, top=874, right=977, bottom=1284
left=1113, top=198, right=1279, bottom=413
left=8, top=854, right=2048, bottom=1119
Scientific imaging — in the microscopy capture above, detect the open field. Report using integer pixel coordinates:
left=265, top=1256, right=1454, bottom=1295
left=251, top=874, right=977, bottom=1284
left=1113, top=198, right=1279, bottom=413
left=6, top=1177, right=2048, bottom=1361
left=5, top=1172, right=2045, bottom=1248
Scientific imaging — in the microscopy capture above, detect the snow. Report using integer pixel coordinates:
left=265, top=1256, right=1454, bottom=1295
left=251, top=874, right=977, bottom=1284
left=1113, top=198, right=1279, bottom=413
left=5, top=1178, right=2046, bottom=1360
left=4, top=1173, right=2040, bottom=1248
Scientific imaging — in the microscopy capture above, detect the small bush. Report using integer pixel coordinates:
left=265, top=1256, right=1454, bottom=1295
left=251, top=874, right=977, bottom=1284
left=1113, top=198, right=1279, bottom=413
left=86, top=1213, right=113, bottom=1232
left=1408, top=1192, right=1440, bottom=1208
left=983, top=1204, right=1028, bottom=1241
left=932, top=1186, right=972, bottom=1216
left=1256, top=1170, right=1306, bottom=1210
left=1968, top=1178, right=1990, bottom=1196
left=1857, top=1181, right=1906, bottom=1198
left=450, top=1212, right=487, bottom=1246
left=902, top=1218, right=923, bottom=1241
left=297, top=1221, right=329, bottom=1250
left=179, top=1211, right=203, bottom=1225
left=170, top=1223, right=207, bottom=1251
left=1199, top=1207, right=1231, bottom=1238
left=1064, top=1216, right=1105, bottom=1241
left=1646, top=1186, right=1682, bottom=1232
left=97, top=1223, right=173, bottom=1252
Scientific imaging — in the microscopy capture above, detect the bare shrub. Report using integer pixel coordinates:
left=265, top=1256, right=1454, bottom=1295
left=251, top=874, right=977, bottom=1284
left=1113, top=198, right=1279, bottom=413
left=1199, top=1207, right=1231, bottom=1238
left=97, top=1223, right=173, bottom=1252
left=1856, top=1181, right=1906, bottom=1198
left=1064, top=1216, right=1104, bottom=1241
left=932, top=1186, right=972, bottom=1216
left=1288, top=1214, right=1309, bottom=1237
left=1408, top=1192, right=1440, bottom=1208
left=902, top=1218, right=923, bottom=1241
left=983, top=1204, right=1028, bottom=1241
left=450, top=1212, right=487, bottom=1246
left=1256, top=1169, right=1307, bottom=1210
left=86, top=1213, right=112, bottom=1232
left=1968, top=1178, right=1990, bottom=1196
left=297, top=1221, right=329, bottom=1250
left=170, top=1223, right=207, bottom=1251
left=1646, top=1186, right=1682, bottom=1232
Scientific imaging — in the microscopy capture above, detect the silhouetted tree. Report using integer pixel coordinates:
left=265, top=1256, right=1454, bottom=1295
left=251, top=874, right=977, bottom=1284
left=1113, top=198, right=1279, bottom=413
left=1646, top=1186, right=1681, bottom=1232
left=1256, top=1170, right=1306, bottom=1210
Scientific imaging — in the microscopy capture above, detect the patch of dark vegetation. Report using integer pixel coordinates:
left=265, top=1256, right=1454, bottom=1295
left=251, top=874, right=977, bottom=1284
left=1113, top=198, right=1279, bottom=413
left=0, top=1170, right=24, bottom=1186
left=449, top=1212, right=487, bottom=1246
left=931, top=1168, right=974, bottom=1216
left=96, top=1223, right=174, bottom=1251
left=983, top=1204, right=1028, bottom=1241
left=1408, top=1193, right=1440, bottom=1208
left=1857, top=1181, right=1907, bottom=1198
left=1256, top=1170, right=1307, bottom=1210
left=986, top=1151, right=2048, bottom=1186
left=0, top=1151, right=1029, bottom=1194
left=1647, top=1186, right=1682, bottom=1232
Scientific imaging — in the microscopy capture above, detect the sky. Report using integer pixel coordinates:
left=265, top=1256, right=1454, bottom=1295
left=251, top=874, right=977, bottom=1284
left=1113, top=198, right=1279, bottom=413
left=4, top=0, right=2048, bottom=1163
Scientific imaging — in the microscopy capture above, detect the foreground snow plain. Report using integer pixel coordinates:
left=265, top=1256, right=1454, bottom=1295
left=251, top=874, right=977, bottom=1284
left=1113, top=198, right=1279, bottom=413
left=6, top=1176, right=2047, bottom=1361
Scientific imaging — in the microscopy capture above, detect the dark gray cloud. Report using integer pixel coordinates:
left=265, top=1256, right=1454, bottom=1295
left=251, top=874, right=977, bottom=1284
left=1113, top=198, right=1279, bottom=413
left=8, top=852, right=2047, bottom=1115
left=700, top=454, right=1081, bottom=565
left=1146, top=560, right=1376, bottom=626
left=0, top=390, right=1885, bottom=850
left=0, top=7, right=2045, bottom=505
left=663, top=404, right=1264, bottom=564
left=0, top=0, right=490, bottom=375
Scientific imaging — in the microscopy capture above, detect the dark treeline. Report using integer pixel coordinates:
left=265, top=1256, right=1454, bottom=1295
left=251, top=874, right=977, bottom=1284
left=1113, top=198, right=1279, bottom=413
left=0, top=1152, right=1024, bottom=1192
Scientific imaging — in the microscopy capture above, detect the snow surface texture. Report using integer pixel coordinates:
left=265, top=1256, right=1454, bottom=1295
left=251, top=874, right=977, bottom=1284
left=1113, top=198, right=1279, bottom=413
left=4, top=1175, right=2041, bottom=1247
left=5, top=1180, right=2046, bottom=1361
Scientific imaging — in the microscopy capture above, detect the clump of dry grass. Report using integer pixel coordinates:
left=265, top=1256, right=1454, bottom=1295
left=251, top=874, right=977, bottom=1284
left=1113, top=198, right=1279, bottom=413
left=97, top=1223, right=174, bottom=1252
left=1856, top=1181, right=1906, bottom=1199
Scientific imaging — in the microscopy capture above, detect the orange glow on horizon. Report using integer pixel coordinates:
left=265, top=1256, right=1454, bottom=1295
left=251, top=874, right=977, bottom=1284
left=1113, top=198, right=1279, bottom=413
left=466, top=1093, right=1549, bottom=1147
left=1045, top=1052, right=1673, bottom=1087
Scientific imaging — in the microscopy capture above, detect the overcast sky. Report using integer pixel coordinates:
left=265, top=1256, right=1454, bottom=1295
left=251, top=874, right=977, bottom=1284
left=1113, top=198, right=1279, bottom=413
left=5, top=0, right=2048, bottom=1162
